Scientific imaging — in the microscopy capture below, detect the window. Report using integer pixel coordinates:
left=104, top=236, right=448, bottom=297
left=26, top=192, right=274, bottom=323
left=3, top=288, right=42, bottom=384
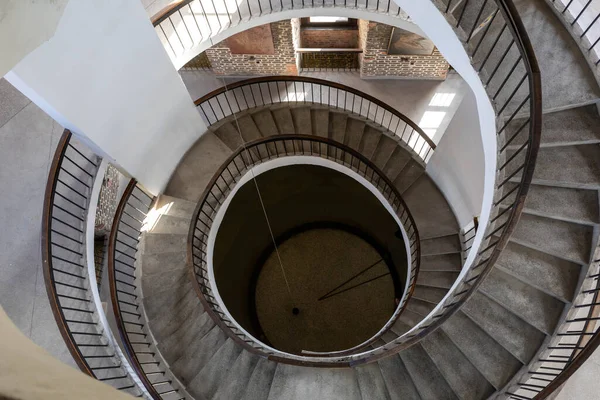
left=301, top=17, right=358, bottom=29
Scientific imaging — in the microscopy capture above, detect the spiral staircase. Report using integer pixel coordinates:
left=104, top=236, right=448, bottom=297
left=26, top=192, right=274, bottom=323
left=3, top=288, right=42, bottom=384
left=26, top=0, right=600, bottom=399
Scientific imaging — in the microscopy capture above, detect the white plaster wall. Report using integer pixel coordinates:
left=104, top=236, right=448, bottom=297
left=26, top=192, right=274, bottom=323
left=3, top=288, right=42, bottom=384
left=5, top=0, right=207, bottom=195
left=0, top=1, right=68, bottom=77
left=427, top=89, right=484, bottom=228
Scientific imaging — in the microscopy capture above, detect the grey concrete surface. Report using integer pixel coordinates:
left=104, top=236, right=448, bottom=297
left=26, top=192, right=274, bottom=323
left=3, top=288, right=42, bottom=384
left=0, top=78, right=75, bottom=367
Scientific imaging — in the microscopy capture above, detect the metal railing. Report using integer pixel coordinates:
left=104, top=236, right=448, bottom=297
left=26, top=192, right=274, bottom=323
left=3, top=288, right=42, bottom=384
left=152, top=0, right=410, bottom=68
left=41, top=130, right=143, bottom=395
left=108, top=180, right=188, bottom=400
left=188, top=135, right=421, bottom=365
left=194, top=76, right=436, bottom=162
left=297, top=49, right=361, bottom=72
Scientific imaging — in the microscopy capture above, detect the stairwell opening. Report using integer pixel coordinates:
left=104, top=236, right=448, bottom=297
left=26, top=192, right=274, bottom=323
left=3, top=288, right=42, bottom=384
left=212, top=164, right=408, bottom=354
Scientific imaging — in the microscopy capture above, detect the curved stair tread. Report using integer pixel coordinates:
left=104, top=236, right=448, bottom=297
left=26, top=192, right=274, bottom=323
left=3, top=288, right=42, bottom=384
left=394, top=159, right=425, bottom=194
left=213, top=350, right=261, bottom=400
left=159, top=308, right=215, bottom=365
left=266, top=364, right=362, bottom=400
left=290, top=106, right=312, bottom=136
left=378, top=354, right=422, bottom=400
left=383, top=147, right=412, bottom=183
left=400, top=344, right=459, bottom=400
left=421, top=329, right=495, bottom=400
left=328, top=111, right=349, bottom=143
left=311, top=108, right=329, bottom=138
left=356, top=363, right=392, bottom=400
left=240, top=358, right=278, bottom=400
left=420, top=253, right=462, bottom=271
left=441, top=310, right=523, bottom=390
left=271, top=106, right=295, bottom=135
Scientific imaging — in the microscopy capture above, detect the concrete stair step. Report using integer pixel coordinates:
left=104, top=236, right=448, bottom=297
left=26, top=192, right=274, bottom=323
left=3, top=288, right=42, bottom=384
left=389, top=320, right=413, bottom=336
left=421, top=234, right=461, bottom=256
left=356, top=363, right=392, bottom=400
left=527, top=144, right=600, bottom=189
left=164, top=131, right=234, bottom=202
left=372, top=134, right=397, bottom=171
left=141, top=232, right=187, bottom=255
left=405, top=297, right=437, bottom=316
left=140, top=251, right=187, bottom=277
left=237, top=114, right=263, bottom=142
left=400, top=344, right=459, bottom=400
left=506, top=105, right=600, bottom=147
left=271, top=107, right=295, bottom=135
left=382, top=147, right=412, bottom=183
left=214, top=122, right=244, bottom=151
left=421, top=329, right=495, bottom=400
left=159, top=309, right=214, bottom=365
left=378, top=354, right=421, bottom=400
left=240, top=358, right=278, bottom=400
left=344, top=117, right=366, bottom=151
left=510, top=212, right=594, bottom=264
left=395, top=309, right=425, bottom=333
left=442, top=310, right=523, bottom=390
left=147, top=287, right=200, bottom=342
left=290, top=106, right=312, bottom=136
left=404, top=175, right=460, bottom=238
left=141, top=254, right=189, bottom=297
left=154, top=195, right=197, bottom=220
left=146, top=214, right=189, bottom=235
left=213, top=350, right=261, bottom=400
left=190, top=338, right=243, bottom=399
left=412, top=285, right=449, bottom=305
left=143, top=280, right=193, bottom=322
left=503, top=183, right=599, bottom=225
left=267, top=364, right=362, bottom=400
left=416, top=270, right=459, bottom=289
left=252, top=109, right=280, bottom=137
left=420, top=253, right=462, bottom=271
left=171, top=324, right=228, bottom=386
left=462, top=291, right=546, bottom=364
left=479, top=267, right=566, bottom=335
left=358, top=126, right=382, bottom=160
left=496, top=241, right=581, bottom=303
left=394, top=159, right=425, bottom=194
left=328, top=112, right=348, bottom=143
left=311, top=108, right=329, bottom=138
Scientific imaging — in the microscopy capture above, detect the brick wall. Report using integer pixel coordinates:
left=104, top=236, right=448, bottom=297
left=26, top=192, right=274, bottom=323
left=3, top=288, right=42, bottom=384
left=300, top=29, right=358, bottom=48
left=205, top=21, right=297, bottom=76
left=358, top=20, right=448, bottom=79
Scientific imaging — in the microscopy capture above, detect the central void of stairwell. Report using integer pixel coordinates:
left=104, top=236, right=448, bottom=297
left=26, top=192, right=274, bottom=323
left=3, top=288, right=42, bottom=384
left=212, top=164, right=408, bottom=354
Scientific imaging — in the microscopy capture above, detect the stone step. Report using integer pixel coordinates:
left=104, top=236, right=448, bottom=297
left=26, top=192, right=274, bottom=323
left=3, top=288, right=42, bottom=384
left=141, top=232, right=187, bottom=255
left=267, top=364, right=362, bottom=400
left=420, top=253, right=462, bottom=271
left=271, top=106, right=295, bottom=135
left=252, top=109, right=280, bottom=137
left=190, top=338, right=244, bottom=399
left=503, top=183, right=599, bottom=225
left=142, top=280, right=193, bottom=322
left=237, top=114, right=263, bottom=142
left=412, top=285, right=449, bottom=305
left=421, top=234, right=461, bottom=256
left=510, top=212, right=594, bottom=264
left=479, top=267, right=566, bottom=335
left=213, top=350, right=261, bottom=400
left=404, top=175, right=460, bottom=238
left=394, top=159, right=425, bottom=194
left=382, top=146, right=412, bottom=183
left=462, top=291, right=546, bottom=364
left=240, top=358, right=278, bottom=400
left=378, top=354, right=421, bottom=400
left=400, top=343, right=459, bottom=400
left=372, top=134, right=397, bottom=171
left=291, top=106, right=312, bottom=136
left=405, top=297, right=437, bottom=316
left=141, top=253, right=189, bottom=296
left=395, top=309, right=425, bottom=333
left=311, top=108, right=329, bottom=139
left=527, top=144, right=600, bottom=189
left=358, top=126, right=382, bottom=160
left=356, top=363, right=391, bottom=400
left=154, top=195, right=197, bottom=220
left=328, top=112, right=348, bottom=143
left=496, top=240, right=581, bottom=303
left=146, top=287, right=200, bottom=342
left=344, top=118, right=367, bottom=151
left=146, top=214, right=189, bottom=235
left=442, top=310, right=523, bottom=390
left=159, top=309, right=214, bottom=366
left=416, top=270, right=459, bottom=289
left=421, top=329, right=495, bottom=400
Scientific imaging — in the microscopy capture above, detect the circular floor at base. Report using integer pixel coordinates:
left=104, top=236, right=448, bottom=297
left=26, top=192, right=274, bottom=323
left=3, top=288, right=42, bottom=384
left=255, top=227, right=396, bottom=354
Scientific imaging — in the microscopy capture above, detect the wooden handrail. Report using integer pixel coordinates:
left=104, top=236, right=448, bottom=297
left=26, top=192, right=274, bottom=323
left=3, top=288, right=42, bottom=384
left=41, top=129, right=94, bottom=376
left=187, top=134, right=421, bottom=366
left=108, top=180, right=162, bottom=400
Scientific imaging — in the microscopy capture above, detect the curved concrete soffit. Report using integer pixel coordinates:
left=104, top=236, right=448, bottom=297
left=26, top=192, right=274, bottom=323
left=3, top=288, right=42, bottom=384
left=206, top=156, right=414, bottom=356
